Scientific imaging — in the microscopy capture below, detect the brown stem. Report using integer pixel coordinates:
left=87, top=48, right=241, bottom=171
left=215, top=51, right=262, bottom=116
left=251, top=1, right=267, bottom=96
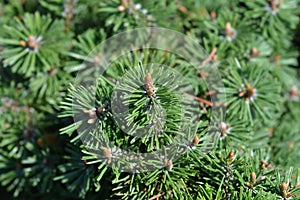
left=200, top=102, right=208, bottom=113
left=202, top=47, right=217, bottom=65
left=178, top=5, right=189, bottom=14
left=184, top=93, right=214, bottom=106
left=148, top=190, right=172, bottom=200
left=205, top=90, right=217, bottom=97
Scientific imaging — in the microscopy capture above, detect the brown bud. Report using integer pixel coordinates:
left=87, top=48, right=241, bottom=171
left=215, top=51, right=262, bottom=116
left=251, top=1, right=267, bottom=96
left=102, top=147, right=112, bottom=164
left=260, top=159, right=267, bottom=169
left=250, top=172, right=256, bottom=184
left=178, top=5, right=189, bottom=14
left=167, top=160, right=173, bottom=171
left=225, top=22, right=237, bottom=40
left=238, top=91, right=246, bottom=98
left=48, top=69, right=56, bottom=76
left=83, top=108, right=97, bottom=124
left=274, top=54, right=281, bottom=66
left=20, top=40, right=26, bottom=47
left=239, top=83, right=257, bottom=102
left=251, top=47, right=260, bottom=57
left=210, top=11, right=216, bottom=19
left=27, top=35, right=35, bottom=47
left=288, top=141, right=295, bottom=148
left=26, top=35, right=40, bottom=50
left=280, top=182, right=289, bottom=198
left=118, top=5, right=125, bottom=11
left=199, top=71, right=210, bottom=77
left=269, top=0, right=282, bottom=11
left=145, top=72, right=155, bottom=96
left=37, top=137, right=44, bottom=148
left=225, top=22, right=231, bottom=34
left=191, top=134, right=199, bottom=146
left=245, top=182, right=251, bottom=187
left=93, top=52, right=102, bottom=66
left=268, top=128, right=274, bottom=136
left=226, top=150, right=235, bottom=164
left=289, top=85, right=298, bottom=100
left=281, top=181, right=289, bottom=190
left=220, top=122, right=231, bottom=138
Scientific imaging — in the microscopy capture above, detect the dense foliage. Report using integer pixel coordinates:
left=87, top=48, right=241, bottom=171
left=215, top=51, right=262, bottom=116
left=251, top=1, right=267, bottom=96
left=1, top=0, right=300, bottom=199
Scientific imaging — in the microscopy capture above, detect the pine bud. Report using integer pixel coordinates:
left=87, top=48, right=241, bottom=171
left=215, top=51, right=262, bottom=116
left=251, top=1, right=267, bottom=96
left=167, top=160, right=173, bottom=171
left=27, top=35, right=39, bottom=50
left=250, top=47, right=260, bottom=57
left=48, top=69, right=56, bottom=76
left=83, top=108, right=97, bottom=124
left=268, top=0, right=282, bottom=11
left=260, top=159, right=273, bottom=169
left=288, top=85, right=298, bottom=101
left=226, top=150, right=235, bottom=164
left=145, top=72, right=155, bottom=96
left=37, top=137, right=44, bottom=148
left=93, top=52, right=102, bottom=66
left=225, top=22, right=237, bottom=41
left=191, top=134, right=199, bottom=146
left=210, top=11, right=216, bottom=20
left=199, top=71, right=210, bottom=77
left=118, top=5, right=125, bottom=11
left=250, top=172, right=256, bottom=184
left=280, top=182, right=289, bottom=198
left=96, top=106, right=106, bottom=119
left=273, top=54, right=281, bottom=66
left=288, top=141, right=294, bottom=148
left=239, top=83, right=257, bottom=103
left=20, top=40, right=26, bottom=47
left=268, top=128, right=274, bottom=136
left=178, top=5, right=189, bottom=14
left=164, top=159, right=173, bottom=171
left=220, top=122, right=231, bottom=138
left=102, top=147, right=112, bottom=164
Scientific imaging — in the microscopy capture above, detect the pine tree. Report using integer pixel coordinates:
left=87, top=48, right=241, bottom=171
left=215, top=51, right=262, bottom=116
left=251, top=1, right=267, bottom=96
left=0, top=0, right=300, bottom=199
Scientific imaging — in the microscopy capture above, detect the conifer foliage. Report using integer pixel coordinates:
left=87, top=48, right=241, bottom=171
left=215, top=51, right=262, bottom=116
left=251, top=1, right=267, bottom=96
left=0, top=0, right=300, bottom=199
